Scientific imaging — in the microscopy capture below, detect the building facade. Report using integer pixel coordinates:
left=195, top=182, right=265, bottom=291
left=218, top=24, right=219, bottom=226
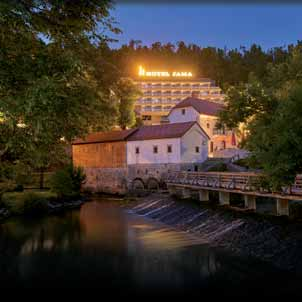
left=134, top=66, right=225, bottom=125
left=72, top=129, right=136, bottom=194
left=168, top=97, right=238, bottom=157
left=72, top=122, right=209, bottom=194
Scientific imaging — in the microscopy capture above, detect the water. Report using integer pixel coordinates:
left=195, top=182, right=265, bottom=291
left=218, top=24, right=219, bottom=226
left=0, top=197, right=301, bottom=297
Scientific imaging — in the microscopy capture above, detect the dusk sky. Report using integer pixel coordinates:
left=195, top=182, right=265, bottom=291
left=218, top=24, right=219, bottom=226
left=110, top=3, right=302, bottom=50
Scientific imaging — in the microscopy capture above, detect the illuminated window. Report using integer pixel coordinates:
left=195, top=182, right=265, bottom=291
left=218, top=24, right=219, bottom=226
left=167, top=145, right=172, bottom=153
left=153, top=146, right=158, bottom=154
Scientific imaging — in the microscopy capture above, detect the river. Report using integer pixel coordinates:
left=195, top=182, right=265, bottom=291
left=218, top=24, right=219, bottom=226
left=0, top=196, right=301, bottom=297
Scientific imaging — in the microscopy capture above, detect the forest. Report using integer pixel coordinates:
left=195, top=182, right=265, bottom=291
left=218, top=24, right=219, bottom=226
left=111, top=40, right=299, bottom=89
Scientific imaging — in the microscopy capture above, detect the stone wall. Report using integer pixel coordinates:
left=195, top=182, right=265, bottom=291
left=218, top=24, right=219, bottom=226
left=128, top=163, right=185, bottom=189
left=83, top=167, right=128, bottom=195
left=83, top=163, right=207, bottom=194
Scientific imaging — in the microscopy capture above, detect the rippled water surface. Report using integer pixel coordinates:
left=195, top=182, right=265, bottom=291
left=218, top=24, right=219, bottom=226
left=0, top=197, right=301, bottom=296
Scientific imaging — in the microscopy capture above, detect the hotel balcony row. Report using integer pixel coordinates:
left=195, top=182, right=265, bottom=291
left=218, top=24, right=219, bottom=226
left=136, top=95, right=225, bottom=105
left=135, top=81, right=216, bottom=89
left=141, top=90, right=223, bottom=96
left=138, top=106, right=173, bottom=113
left=137, top=85, right=219, bottom=90
left=137, top=99, right=181, bottom=105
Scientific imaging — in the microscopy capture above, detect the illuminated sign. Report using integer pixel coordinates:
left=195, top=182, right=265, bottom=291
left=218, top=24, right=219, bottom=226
left=138, top=66, right=193, bottom=77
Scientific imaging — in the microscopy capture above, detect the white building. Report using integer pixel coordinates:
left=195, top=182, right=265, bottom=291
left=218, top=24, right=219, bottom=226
left=127, top=121, right=209, bottom=166
left=134, top=66, right=225, bottom=125
left=168, top=97, right=238, bottom=157
left=73, top=121, right=209, bottom=193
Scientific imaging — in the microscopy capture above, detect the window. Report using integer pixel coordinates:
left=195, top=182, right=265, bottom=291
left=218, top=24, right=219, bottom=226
left=167, top=145, right=172, bottom=153
left=210, top=142, right=214, bottom=153
left=206, top=123, right=210, bottom=129
left=142, top=115, right=151, bottom=121
left=181, top=109, right=186, bottom=115
left=153, top=146, right=158, bottom=154
left=195, top=146, right=200, bottom=153
left=135, top=147, right=140, bottom=154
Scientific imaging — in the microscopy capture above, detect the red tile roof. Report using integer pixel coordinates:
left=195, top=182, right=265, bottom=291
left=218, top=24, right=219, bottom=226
left=73, top=121, right=209, bottom=145
left=170, top=97, right=224, bottom=116
left=128, top=121, right=209, bottom=141
left=72, top=128, right=137, bottom=145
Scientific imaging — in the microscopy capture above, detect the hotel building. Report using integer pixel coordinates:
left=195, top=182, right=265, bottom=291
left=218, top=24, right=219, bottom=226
left=134, top=66, right=225, bottom=125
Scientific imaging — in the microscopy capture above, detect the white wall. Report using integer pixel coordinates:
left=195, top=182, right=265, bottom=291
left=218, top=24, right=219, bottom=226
left=168, top=107, right=199, bottom=124
left=168, top=107, right=218, bottom=138
left=180, top=124, right=208, bottom=163
left=127, top=138, right=181, bottom=165
left=198, top=114, right=218, bottom=137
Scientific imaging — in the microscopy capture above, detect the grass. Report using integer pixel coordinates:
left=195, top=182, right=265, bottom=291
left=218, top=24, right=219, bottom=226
left=1, top=191, right=57, bottom=215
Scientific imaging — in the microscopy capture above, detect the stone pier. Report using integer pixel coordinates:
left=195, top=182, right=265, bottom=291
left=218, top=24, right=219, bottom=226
left=167, top=185, right=177, bottom=196
left=276, top=198, right=289, bottom=216
left=244, top=195, right=256, bottom=210
left=219, top=191, right=230, bottom=206
left=199, top=190, right=209, bottom=202
left=181, top=188, right=191, bottom=199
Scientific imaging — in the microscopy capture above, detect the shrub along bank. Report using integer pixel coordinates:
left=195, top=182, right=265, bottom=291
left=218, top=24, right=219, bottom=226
left=0, top=165, right=87, bottom=220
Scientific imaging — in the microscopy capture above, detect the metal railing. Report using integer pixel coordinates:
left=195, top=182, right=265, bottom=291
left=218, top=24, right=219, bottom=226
left=165, top=171, right=302, bottom=196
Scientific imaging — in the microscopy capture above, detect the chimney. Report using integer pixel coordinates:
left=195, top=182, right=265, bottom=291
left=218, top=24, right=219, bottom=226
left=191, top=91, right=200, bottom=98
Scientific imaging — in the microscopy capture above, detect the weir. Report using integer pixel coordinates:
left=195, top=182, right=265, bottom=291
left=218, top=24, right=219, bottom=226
left=127, top=194, right=302, bottom=274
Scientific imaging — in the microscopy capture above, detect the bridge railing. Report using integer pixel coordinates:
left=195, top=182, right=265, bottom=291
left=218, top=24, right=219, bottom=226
left=165, top=171, right=302, bottom=196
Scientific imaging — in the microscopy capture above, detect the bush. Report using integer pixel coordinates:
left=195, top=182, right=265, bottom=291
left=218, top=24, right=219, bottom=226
left=207, top=163, right=228, bottom=172
left=50, top=165, right=86, bottom=200
left=23, top=193, right=49, bottom=216
left=1, top=191, right=56, bottom=215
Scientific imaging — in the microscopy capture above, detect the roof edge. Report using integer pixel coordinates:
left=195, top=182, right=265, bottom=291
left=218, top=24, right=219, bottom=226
left=72, top=128, right=139, bottom=145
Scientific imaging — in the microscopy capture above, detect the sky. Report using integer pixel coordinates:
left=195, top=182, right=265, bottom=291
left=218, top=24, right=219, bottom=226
left=109, top=3, right=302, bottom=50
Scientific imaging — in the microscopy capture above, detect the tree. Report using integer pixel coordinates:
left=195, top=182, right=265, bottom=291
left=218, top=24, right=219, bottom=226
left=115, top=78, right=141, bottom=130
left=0, top=1, right=121, bottom=180
left=218, top=44, right=302, bottom=189
left=244, top=85, right=302, bottom=189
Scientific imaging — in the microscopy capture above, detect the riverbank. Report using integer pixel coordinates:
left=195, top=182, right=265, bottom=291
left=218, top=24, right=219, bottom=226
left=0, top=191, right=88, bottom=222
left=125, top=193, right=302, bottom=275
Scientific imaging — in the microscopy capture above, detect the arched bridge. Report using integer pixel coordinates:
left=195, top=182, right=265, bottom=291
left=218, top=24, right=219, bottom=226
left=165, top=171, right=302, bottom=216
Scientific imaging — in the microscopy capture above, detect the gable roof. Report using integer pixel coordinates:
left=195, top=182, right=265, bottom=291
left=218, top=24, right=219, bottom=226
left=72, top=128, right=137, bottom=145
left=169, top=97, right=224, bottom=117
left=127, top=121, right=209, bottom=141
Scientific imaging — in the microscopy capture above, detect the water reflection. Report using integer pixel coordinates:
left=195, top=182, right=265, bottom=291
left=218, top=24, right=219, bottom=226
left=0, top=199, right=300, bottom=296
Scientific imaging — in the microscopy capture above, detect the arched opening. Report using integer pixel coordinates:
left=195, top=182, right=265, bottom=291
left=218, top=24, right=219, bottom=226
left=132, top=178, right=145, bottom=190
left=146, top=178, right=160, bottom=191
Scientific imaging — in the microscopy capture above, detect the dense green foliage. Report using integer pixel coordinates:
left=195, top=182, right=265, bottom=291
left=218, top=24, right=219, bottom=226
left=50, top=165, right=86, bottom=199
left=219, top=44, right=302, bottom=189
left=115, top=77, right=142, bottom=129
left=111, top=40, right=296, bottom=88
left=0, top=1, right=133, bottom=180
left=1, top=191, right=56, bottom=215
